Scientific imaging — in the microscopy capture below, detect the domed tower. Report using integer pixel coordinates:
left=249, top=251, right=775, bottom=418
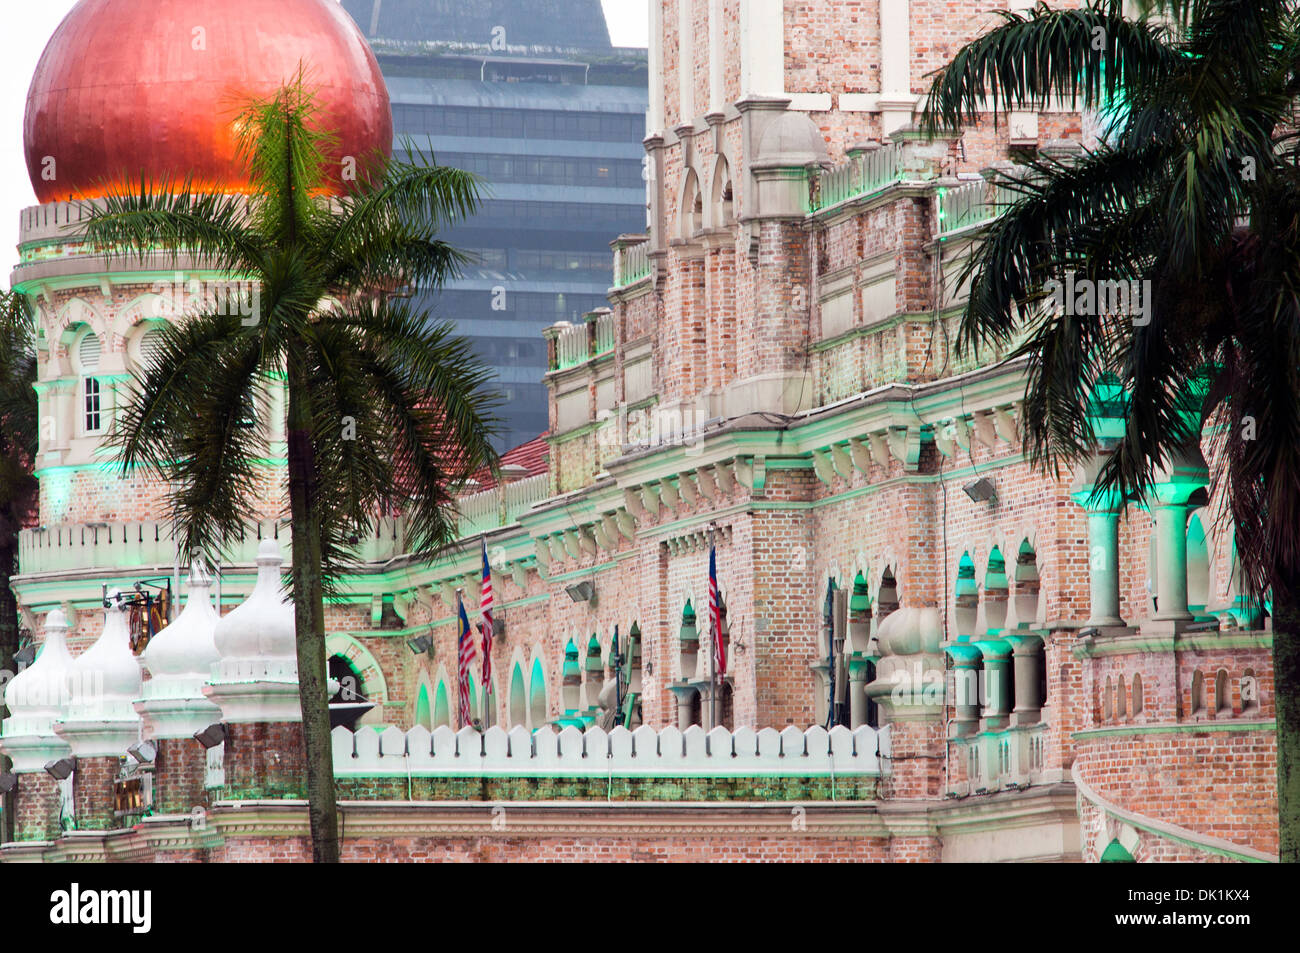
left=10, top=0, right=392, bottom=645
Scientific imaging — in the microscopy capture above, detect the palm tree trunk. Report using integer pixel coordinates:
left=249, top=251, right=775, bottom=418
left=1274, top=580, right=1300, bottom=863
left=0, top=537, right=18, bottom=844
left=285, top=360, right=340, bottom=863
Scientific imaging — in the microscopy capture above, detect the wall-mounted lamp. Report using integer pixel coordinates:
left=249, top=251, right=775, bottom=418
left=193, top=723, right=228, bottom=750
left=44, top=757, right=74, bottom=781
left=565, top=581, right=596, bottom=605
left=0, top=772, right=17, bottom=794
left=127, top=741, right=157, bottom=764
left=962, top=477, right=997, bottom=503
left=407, top=633, right=434, bottom=655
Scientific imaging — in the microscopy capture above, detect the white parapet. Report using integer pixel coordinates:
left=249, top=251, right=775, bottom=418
left=332, top=723, right=881, bottom=779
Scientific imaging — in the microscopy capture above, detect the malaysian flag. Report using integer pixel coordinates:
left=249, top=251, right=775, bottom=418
left=480, top=540, right=494, bottom=689
left=457, top=593, right=474, bottom=727
left=709, top=544, right=726, bottom=681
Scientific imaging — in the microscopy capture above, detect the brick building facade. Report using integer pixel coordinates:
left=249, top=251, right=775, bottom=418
left=0, top=0, right=1278, bottom=863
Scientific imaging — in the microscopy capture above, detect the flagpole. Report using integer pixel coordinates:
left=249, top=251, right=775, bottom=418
left=708, top=525, right=717, bottom=731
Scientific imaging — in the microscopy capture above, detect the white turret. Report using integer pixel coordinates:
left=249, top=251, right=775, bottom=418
left=204, top=538, right=301, bottom=723
left=135, top=560, right=223, bottom=738
left=0, top=609, right=74, bottom=771
left=53, top=593, right=143, bottom=758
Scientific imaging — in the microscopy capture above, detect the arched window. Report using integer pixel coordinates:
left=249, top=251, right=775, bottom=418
left=711, top=157, right=734, bottom=226
left=1214, top=669, right=1231, bottom=715
left=1187, top=512, right=1211, bottom=618
left=76, top=329, right=104, bottom=435
left=433, top=681, right=451, bottom=728
left=1103, top=676, right=1113, bottom=722
left=584, top=634, right=604, bottom=710
left=1242, top=668, right=1259, bottom=714
left=984, top=547, right=1009, bottom=634
left=508, top=662, right=527, bottom=726
left=1191, top=670, right=1206, bottom=716
left=415, top=684, right=433, bottom=731
left=528, top=657, right=547, bottom=730
left=1117, top=674, right=1128, bottom=720
left=1131, top=673, right=1143, bottom=718
left=680, top=170, right=703, bottom=239
left=1013, top=540, right=1041, bottom=629
left=954, top=553, right=978, bottom=639
left=561, top=639, right=582, bottom=715
left=679, top=600, right=699, bottom=681
left=876, top=567, right=900, bottom=621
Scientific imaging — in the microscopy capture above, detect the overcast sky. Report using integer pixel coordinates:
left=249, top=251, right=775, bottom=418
left=0, top=0, right=649, bottom=280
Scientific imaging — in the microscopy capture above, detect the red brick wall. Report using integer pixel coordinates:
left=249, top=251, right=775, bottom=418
left=154, top=737, right=209, bottom=816
left=72, top=756, right=121, bottom=832
left=222, top=722, right=307, bottom=800
left=14, top=772, right=61, bottom=842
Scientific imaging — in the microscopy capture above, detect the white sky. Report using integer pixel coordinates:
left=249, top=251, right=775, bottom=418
left=0, top=0, right=649, bottom=286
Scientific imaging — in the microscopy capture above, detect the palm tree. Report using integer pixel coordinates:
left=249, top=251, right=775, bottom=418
left=920, top=0, right=1300, bottom=860
left=0, top=288, right=38, bottom=844
left=80, top=82, right=502, bottom=863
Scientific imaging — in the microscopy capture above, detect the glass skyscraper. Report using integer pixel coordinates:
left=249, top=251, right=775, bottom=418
left=341, top=0, right=649, bottom=450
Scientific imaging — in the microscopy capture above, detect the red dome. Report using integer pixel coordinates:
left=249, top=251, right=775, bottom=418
left=24, top=0, right=393, bottom=204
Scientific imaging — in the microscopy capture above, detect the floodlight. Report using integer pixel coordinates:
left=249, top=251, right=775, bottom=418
left=962, top=477, right=997, bottom=503
left=127, top=741, right=157, bottom=764
left=193, top=723, right=228, bottom=750
left=44, top=757, right=75, bottom=781
left=0, top=772, right=17, bottom=794
left=565, top=581, right=596, bottom=604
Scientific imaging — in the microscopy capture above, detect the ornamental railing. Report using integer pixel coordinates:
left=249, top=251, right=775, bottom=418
left=812, top=143, right=904, bottom=212
left=332, top=722, right=881, bottom=777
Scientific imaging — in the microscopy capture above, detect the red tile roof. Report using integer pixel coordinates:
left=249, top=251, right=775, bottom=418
left=472, top=432, right=550, bottom=490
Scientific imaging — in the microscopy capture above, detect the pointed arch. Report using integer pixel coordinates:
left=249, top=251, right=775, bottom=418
left=415, top=684, right=433, bottom=731
left=528, top=656, right=548, bottom=729
left=325, top=632, right=390, bottom=706
left=508, top=661, right=527, bottom=726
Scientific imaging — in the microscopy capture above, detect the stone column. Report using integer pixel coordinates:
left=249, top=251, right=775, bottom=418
left=945, top=645, right=982, bottom=738
left=1144, top=445, right=1209, bottom=630
left=1070, top=453, right=1127, bottom=628
left=1005, top=634, right=1044, bottom=726
left=974, top=639, right=1012, bottom=731
left=668, top=685, right=696, bottom=730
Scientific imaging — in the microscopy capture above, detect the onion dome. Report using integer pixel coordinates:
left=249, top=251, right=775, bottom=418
left=24, top=0, right=393, bottom=204
left=213, top=538, right=296, bottom=664
left=64, top=592, right=142, bottom=721
left=205, top=539, right=300, bottom=724
left=53, top=593, right=143, bottom=758
left=2, top=609, right=74, bottom=737
left=141, top=560, right=220, bottom=686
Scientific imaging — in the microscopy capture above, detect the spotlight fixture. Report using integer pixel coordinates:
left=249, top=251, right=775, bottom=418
left=406, top=633, right=434, bottom=655
left=127, top=741, right=157, bottom=764
left=44, top=757, right=75, bottom=781
left=13, top=643, right=36, bottom=667
left=565, top=581, right=596, bottom=605
left=962, top=477, right=997, bottom=503
left=492, top=617, right=506, bottom=638
left=193, top=723, right=228, bottom=750
left=0, top=772, right=16, bottom=794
